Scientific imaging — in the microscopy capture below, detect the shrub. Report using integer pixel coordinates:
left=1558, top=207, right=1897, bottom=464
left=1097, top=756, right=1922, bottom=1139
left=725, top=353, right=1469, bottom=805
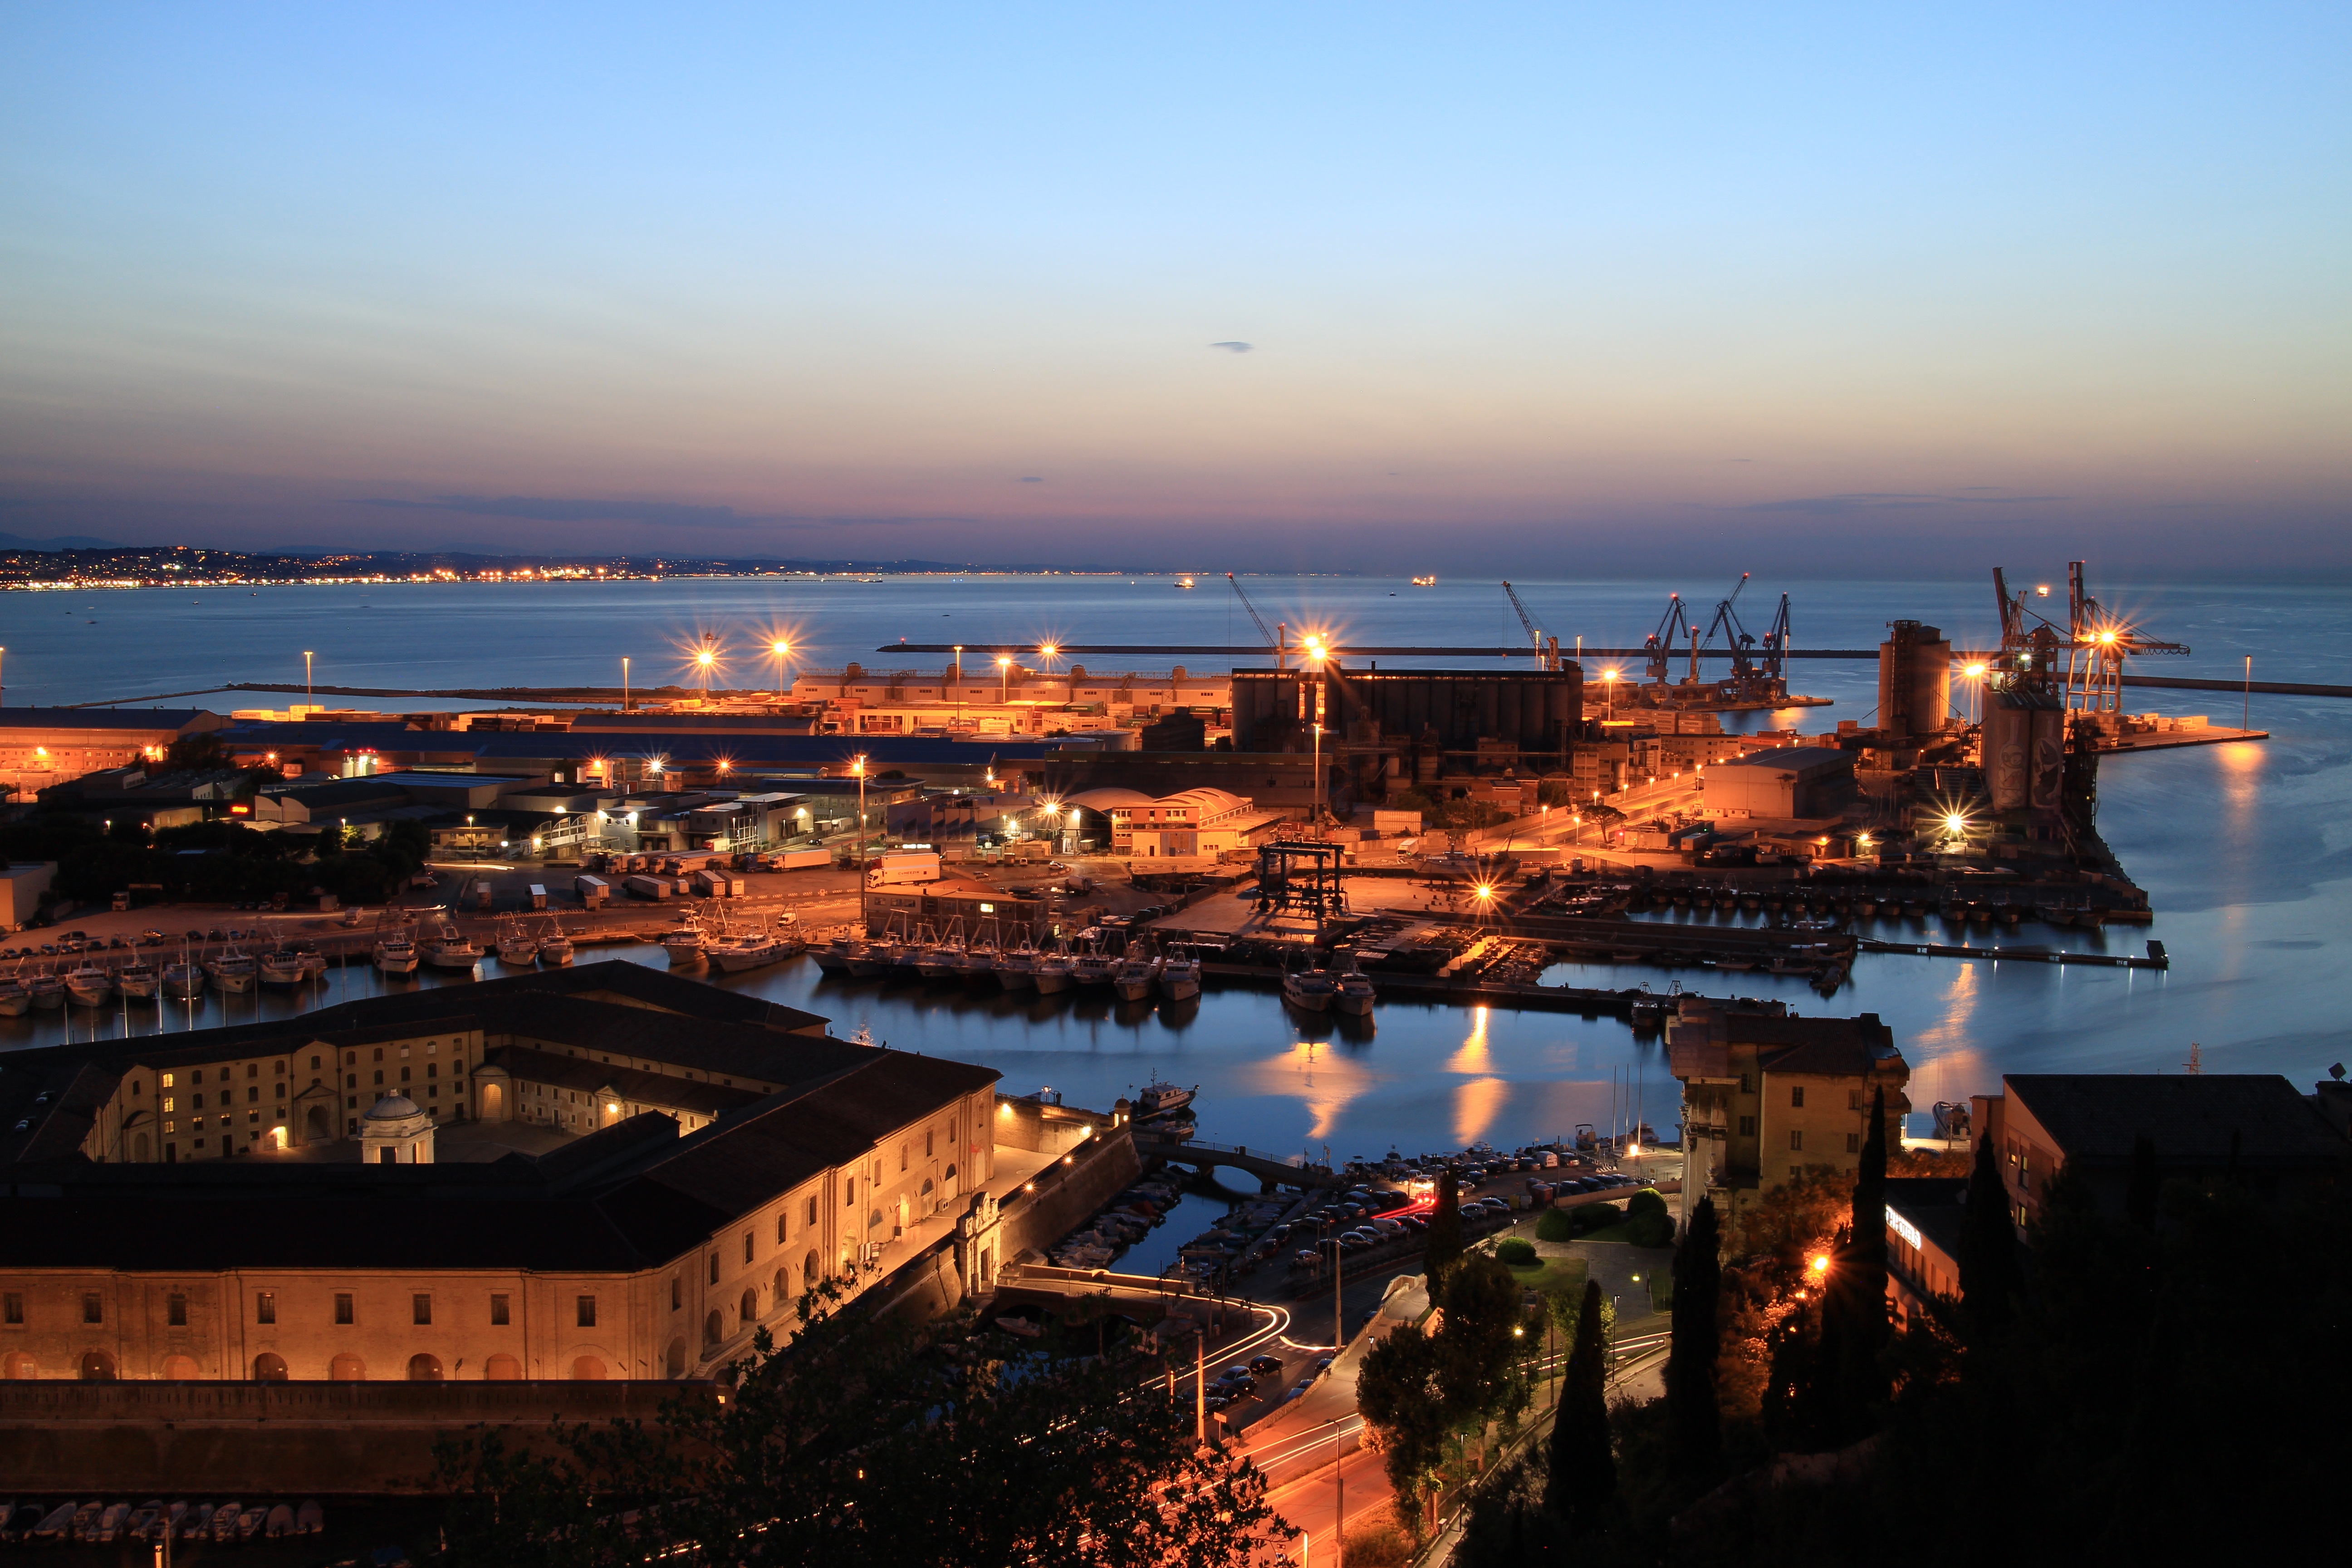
left=1536, top=1207, right=1573, bottom=1243
left=1495, top=1237, right=1538, bottom=1266
left=1568, top=1204, right=1617, bottom=1236
left=1625, top=1205, right=1676, bottom=1248
left=1626, top=1187, right=1671, bottom=1223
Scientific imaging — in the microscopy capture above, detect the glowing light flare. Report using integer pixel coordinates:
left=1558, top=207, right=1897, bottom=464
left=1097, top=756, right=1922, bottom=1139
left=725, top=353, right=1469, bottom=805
left=1808, top=1253, right=1831, bottom=1275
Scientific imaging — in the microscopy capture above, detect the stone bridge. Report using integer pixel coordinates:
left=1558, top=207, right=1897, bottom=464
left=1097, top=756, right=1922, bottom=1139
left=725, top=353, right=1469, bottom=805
left=1129, top=1132, right=1341, bottom=1190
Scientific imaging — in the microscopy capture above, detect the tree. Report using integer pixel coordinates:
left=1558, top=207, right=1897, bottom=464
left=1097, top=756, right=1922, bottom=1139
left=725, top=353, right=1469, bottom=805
left=1666, top=1196, right=1723, bottom=1484
left=164, top=730, right=232, bottom=770
left=1425, top=1169, right=1463, bottom=1282
left=1357, top=1322, right=1455, bottom=1501
left=1435, top=1252, right=1531, bottom=1427
left=1823, top=1083, right=1890, bottom=1436
left=1959, top=1131, right=2021, bottom=1338
left=436, top=1284, right=1285, bottom=1568
left=2126, top=1134, right=2159, bottom=1232
left=1544, top=1279, right=1615, bottom=1530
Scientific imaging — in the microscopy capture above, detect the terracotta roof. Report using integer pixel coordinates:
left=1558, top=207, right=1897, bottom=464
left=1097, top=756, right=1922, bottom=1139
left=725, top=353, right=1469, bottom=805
left=2007, top=1074, right=2348, bottom=1166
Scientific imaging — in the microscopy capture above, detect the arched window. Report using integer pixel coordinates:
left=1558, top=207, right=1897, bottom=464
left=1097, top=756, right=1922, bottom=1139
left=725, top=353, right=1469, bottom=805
left=773, top=1268, right=789, bottom=1307
left=407, top=1353, right=444, bottom=1382
left=160, top=1354, right=199, bottom=1380
left=134, top=1132, right=150, bottom=1162
left=704, top=1309, right=724, bottom=1347
left=664, top=1338, right=687, bottom=1378
left=252, top=1352, right=288, bottom=1382
left=79, top=1349, right=117, bottom=1382
left=571, top=1356, right=607, bottom=1381
left=483, top=1354, right=523, bottom=1381
left=330, top=1354, right=367, bottom=1381
left=739, top=1288, right=757, bottom=1323
left=804, top=1250, right=820, bottom=1290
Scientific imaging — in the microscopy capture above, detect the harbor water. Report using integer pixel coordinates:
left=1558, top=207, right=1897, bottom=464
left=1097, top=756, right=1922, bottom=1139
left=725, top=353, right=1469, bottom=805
left=4, top=574, right=2349, bottom=1155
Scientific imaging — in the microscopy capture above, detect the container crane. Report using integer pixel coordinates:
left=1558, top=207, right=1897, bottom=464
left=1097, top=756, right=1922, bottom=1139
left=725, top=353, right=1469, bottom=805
left=1500, top=582, right=1561, bottom=669
left=1700, top=573, right=1757, bottom=678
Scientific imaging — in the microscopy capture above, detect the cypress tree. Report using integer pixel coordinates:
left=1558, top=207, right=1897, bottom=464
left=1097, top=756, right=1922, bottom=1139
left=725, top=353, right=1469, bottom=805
left=2126, top=1134, right=2159, bottom=1232
left=1831, top=1083, right=1891, bottom=1432
left=1426, top=1168, right=1464, bottom=1283
left=1960, top=1129, right=2020, bottom=1339
left=1665, top=1196, right=1723, bottom=1485
left=1544, top=1278, right=1615, bottom=1529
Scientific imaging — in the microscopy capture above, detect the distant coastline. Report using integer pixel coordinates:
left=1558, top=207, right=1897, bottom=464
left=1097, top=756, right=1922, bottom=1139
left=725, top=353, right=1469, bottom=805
left=0, top=544, right=1358, bottom=588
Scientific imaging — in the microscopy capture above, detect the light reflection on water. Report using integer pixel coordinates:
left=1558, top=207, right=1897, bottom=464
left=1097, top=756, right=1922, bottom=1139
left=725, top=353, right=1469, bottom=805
left=6, top=577, right=2352, bottom=1155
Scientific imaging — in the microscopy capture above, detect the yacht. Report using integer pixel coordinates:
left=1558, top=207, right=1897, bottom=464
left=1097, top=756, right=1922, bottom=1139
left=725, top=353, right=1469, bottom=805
left=661, top=921, right=707, bottom=967
left=64, top=962, right=114, bottom=1008
left=117, top=958, right=160, bottom=1000
left=205, top=946, right=257, bottom=994
left=1281, top=967, right=1336, bottom=1013
left=1156, top=950, right=1201, bottom=1002
left=1136, top=1080, right=1196, bottom=1119
left=1033, top=951, right=1074, bottom=995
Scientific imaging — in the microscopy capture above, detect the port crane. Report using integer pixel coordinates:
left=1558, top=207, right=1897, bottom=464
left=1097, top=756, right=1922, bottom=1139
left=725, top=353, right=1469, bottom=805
left=1990, top=562, right=2187, bottom=715
left=1696, top=573, right=1794, bottom=701
left=1226, top=572, right=1284, bottom=667
left=1642, top=594, right=1692, bottom=683
left=1500, top=582, right=1561, bottom=669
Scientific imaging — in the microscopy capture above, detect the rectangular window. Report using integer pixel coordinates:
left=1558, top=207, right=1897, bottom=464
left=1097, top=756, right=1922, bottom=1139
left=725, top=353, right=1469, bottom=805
left=490, top=1294, right=511, bottom=1326
left=167, top=1293, right=188, bottom=1327
left=744, top=1231, right=755, bottom=1264
left=807, top=1196, right=818, bottom=1227
left=334, top=1293, right=354, bottom=1325
left=577, top=1295, right=597, bottom=1328
left=1790, top=1086, right=1805, bottom=1108
left=256, top=1292, right=275, bottom=1324
left=900, top=1142, right=908, bottom=1171
left=413, top=1294, right=432, bottom=1325
left=1848, top=1088, right=1864, bottom=1111
left=162, top=1072, right=175, bottom=1088
left=1738, top=1115, right=1757, bottom=1137
left=83, top=1292, right=103, bottom=1325
left=671, top=1277, right=682, bottom=1310
left=1738, top=1073, right=1752, bottom=1094
left=926, top=1128, right=934, bottom=1158
left=1846, top=1132, right=1861, bottom=1154
left=709, top=1253, right=720, bottom=1284
left=4, top=1292, right=22, bottom=1325
left=1789, top=1130, right=1804, bottom=1152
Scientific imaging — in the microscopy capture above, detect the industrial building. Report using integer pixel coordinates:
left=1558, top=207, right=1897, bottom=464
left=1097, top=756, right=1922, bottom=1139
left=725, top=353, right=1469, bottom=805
left=1229, top=664, right=1582, bottom=798
left=0, top=707, right=227, bottom=798
left=1700, top=746, right=1858, bottom=819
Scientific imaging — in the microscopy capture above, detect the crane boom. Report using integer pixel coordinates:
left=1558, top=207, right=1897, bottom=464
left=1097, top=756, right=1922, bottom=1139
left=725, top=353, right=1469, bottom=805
left=1501, top=581, right=1544, bottom=652
left=1225, top=572, right=1278, bottom=653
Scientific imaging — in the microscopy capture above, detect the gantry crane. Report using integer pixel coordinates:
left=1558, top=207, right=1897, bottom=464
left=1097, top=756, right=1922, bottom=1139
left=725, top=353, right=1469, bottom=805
left=1226, top=572, right=1284, bottom=667
left=1642, top=593, right=1691, bottom=683
left=1501, top=582, right=1561, bottom=669
left=1990, top=562, right=2187, bottom=714
left=1700, top=573, right=1756, bottom=678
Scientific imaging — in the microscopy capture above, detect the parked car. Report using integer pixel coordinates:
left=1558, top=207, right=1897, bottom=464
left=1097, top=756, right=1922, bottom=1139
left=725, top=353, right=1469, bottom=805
left=1248, top=1354, right=1284, bottom=1377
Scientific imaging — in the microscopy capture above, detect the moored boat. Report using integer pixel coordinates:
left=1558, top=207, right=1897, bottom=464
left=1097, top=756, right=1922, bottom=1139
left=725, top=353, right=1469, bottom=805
left=1136, top=1080, right=1195, bottom=1119
left=205, top=946, right=257, bottom=993
left=1112, top=954, right=1157, bottom=1002
left=374, top=933, right=420, bottom=975
left=1033, top=953, right=1074, bottom=995
left=661, top=922, right=708, bottom=967
left=0, top=973, right=29, bottom=1017
left=1334, top=968, right=1375, bottom=1016
left=26, top=968, right=65, bottom=1011
left=1156, top=951, right=1201, bottom=1001
left=259, top=949, right=307, bottom=988
left=538, top=934, right=576, bottom=966
left=64, top=962, right=114, bottom=1008
left=1280, top=967, right=1335, bottom=1013
left=1071, top=949, right=1117, bottom=990
left=163, top=950, right=205, bottom=999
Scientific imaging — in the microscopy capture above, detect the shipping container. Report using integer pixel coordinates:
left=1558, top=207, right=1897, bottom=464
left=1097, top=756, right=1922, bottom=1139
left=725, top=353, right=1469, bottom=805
left=869, top=851, right=942, bottom=886
left=772, top=847, right=832, bottom=871
left=528, top=884, right=549, bottom=910
left=471, top=879, right=495, bottom=911
left=575, top=874, right=610, bottom=907
left=623, top=874, right=673, bottom=901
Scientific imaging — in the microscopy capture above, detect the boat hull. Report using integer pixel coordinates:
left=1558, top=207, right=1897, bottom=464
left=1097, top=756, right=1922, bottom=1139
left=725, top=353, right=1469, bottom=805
left=538, top=942, right=575, bottom=966
left=1158, top=973, right=1200, bottom=1001
left=1033, top=966, right=1073, bottom=995
left=0, top=990, right=31, bottom=1017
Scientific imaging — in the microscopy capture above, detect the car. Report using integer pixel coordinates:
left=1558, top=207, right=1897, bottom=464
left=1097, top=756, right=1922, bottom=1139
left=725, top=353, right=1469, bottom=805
left=1480, top=1197, right=1513, bottom=1214
left=1218, top=1374, right=1259, bottom=1398
left=1294, top=1248, right=1320, bottom=1268
left=1402, top=1215, right=1428, bottom=1232
left=1338, top=1234, right=1372, bottom=1252
left=1248, top=1354, right=1284, bottom=1377
left=1460, top=1204, right=1486, bottom=1220
left=1371, top=1218, right=1403, bottom=1237
left=1204, top=1392, right=1235, bottom=1413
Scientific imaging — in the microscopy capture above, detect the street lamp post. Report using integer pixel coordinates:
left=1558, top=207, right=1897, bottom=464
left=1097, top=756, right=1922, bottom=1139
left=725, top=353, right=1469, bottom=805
left=622, top=657, right=631, bottom=712
left=998, top=655, right=1013, bottom=705
left=303, top=650, right=314, bottom=704
left=696, top=642, right=717, bottom=700
left=770, top=639, right=791, bottom=694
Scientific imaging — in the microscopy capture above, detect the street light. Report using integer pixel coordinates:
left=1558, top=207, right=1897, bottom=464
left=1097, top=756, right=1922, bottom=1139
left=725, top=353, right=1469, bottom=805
left=998, top=655, right=1013, bottom=704
left=696, top=642, right=718, bottom=698
left=770, top=639, right=792, bottom=692
left=1602, top=667, right=1618, bottom=721
left=622, top=656, right=631, bottom=712
left=303, top=650, right=314, bottom=704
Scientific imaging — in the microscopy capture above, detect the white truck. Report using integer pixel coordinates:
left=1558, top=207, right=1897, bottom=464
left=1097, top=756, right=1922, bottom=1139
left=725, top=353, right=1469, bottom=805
left=868, top=850, right=943, bottom=887
left=771, top=847, right=833, bottom=871
left=574, top=874, right=610, bottom=908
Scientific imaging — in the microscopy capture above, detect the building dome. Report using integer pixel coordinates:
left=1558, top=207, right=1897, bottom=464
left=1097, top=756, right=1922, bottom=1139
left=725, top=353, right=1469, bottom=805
left=366, top=1094, right=422, bottom=1120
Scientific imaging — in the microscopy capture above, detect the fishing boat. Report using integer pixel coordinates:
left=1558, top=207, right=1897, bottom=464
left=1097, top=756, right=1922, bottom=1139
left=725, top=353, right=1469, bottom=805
left=25, top=967, right=65, bottom=1011
left=117, top=958, right=159, bottom=1000
left=537, top=929, right=576, bottom=966
left=951, top=943, right=996, bottom=982
left=163, top=946, right=205, bottom=999
left=1334, top=967, right=1376, bottom=1017
left=1156, top=949, right=1201, bottom=1002
left=374, top=931, right=420, bottom=975
left=421, top=920, right=483, bottom=971
left=259, top=948, right=307, bottom=988
left=810, top=931, right=860, bottom=975
left=1136, top=1080, right=1196, bottom=1119
left=0, top=970, right=29, bottom=1017
left=1112, top=952, right=1158, bottom=1003
left=1280, top=966, right=1336, bottom=1013
left=913, top=941, right=958, bottom=981
left=496, top=920, right=540, bottom=966
left=205, top=946, right=257, bottom=994
left=707, top=930, right=783, bottom=973
left=995, top=946, right=1038, bottom=990
left=1033, top=951, right=1074, bottom=995
left=296, top=944, right=329, bottom=979
left=847, top=938, right=897, bottom=980
left=1071, top=945, right=1117, bottom=990
left=660, top=919, right=707, bottom=967
left=64, top=961, right=114, bottom=1008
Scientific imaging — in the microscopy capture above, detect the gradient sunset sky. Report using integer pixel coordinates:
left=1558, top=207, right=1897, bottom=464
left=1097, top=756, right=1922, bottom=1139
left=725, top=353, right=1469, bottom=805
left=2, top=4, right=2345, bottom=574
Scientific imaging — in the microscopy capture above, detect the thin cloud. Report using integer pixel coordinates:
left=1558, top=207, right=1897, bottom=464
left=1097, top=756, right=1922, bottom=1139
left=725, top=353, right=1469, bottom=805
left=353, top=495, right=937, bottom=530
left=1018, top=476, right=1045, bottom=483
left=1209, top=341, right=1253, bottom=353
left=1742, top=491, right=2063, bottom=516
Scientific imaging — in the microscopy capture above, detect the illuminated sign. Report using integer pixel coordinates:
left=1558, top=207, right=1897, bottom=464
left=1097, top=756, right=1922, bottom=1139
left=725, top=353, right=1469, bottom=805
left=1885, top=1206, right=1921, bottom=1250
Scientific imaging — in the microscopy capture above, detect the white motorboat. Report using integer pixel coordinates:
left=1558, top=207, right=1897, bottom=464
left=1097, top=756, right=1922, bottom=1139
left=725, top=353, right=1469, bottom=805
left=163, top=951, right=205, bottom=999
left=64, top=962, right=114, bottom=1008
left=661, top=924, right=707, bottom=967
left=0, top=973, right=29, bottom=1017
left=1071, top=949, right=1117, bottom=990
left=1136, top=1080, right=1196, bottom=1119
left=913, top=944, right=958, bottom=981
left=118, top=959, right=160, bottom=1000
left=1335, top=969, right=1376, bottom=1017
left=537, top=933, right=576, bottom=966
left=259, top=949, right=307, bottom=988
left=848, top=940, right=902, bottom=980
left=811, top=933, right=860, bottom=975
left=952, top=945, right=997, bottom=982
left=497, top=926, right=540, bottom=966
left=421, top=924, right=483, bottom=970
left=706, top=933, right=783, bottom=973
left=374, top=934, right=420, bottom=975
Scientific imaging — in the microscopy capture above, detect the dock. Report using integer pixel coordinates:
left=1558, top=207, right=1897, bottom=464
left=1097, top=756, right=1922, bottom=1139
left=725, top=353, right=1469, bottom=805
left=1856, top=937, right=2169, bottom=970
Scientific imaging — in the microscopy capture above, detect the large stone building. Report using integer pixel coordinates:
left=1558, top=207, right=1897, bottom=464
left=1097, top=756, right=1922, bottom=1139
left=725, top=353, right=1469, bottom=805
left=0, top=707, right=227, bottom=798
left=0, top=964, right=1024, bottom=1383
left=1666, top=999, right=1912, bottom=1234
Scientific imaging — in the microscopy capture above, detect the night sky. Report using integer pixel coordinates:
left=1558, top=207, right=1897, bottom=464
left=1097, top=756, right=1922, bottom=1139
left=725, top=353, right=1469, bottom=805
left=2, top=5, right=2345, bottom=575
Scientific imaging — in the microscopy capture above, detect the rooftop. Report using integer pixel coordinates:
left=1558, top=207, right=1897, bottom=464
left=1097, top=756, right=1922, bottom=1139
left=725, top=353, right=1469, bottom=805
left=2007, top=1074, right=2349, bottom=1166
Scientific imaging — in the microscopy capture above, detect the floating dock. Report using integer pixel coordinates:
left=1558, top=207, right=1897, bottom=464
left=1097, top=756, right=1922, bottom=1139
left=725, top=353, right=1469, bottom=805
left=1857, top=937, right=2168, bottom=970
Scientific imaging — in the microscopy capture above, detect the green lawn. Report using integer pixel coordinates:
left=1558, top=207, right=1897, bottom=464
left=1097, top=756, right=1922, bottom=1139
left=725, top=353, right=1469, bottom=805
left=1504, top=1256, right=1590, bottom=1296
